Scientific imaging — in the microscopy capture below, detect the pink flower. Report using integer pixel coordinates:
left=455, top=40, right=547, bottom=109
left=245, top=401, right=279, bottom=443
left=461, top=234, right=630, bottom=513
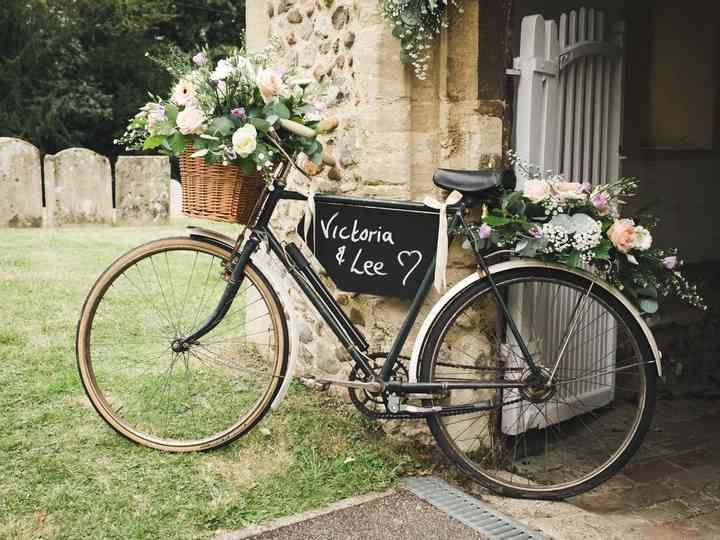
left=607, top=219, right=637, bottom=253
left=478, top=224, right=492, bottom=239
left=523, top=179, right=551, bottom=203
left=529, top=225, right=543, bottom=239
left=176, top=107, right=206, bottom=135
left=231, top=107, right=246, bottom=119
left=192, top=52, right=207, bottom=66
left=662, top=256, right=678, bottom=269
left=256, top=68, right=283, bottom=103
left=590, top=192, right=610, bottom=215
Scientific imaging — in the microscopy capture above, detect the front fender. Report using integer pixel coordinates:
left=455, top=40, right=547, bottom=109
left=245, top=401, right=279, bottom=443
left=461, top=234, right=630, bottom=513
left=408, top=259, right=663, bottom=382
left=186, top=226, right=298, bottom=410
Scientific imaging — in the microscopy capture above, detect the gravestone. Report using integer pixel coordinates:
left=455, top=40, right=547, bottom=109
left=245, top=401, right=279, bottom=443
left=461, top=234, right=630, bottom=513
left=44, top=148, right=113, bottom=226
left=0, top=138, right=44, bottom=227
left=116, top=156, right=171, bottom=224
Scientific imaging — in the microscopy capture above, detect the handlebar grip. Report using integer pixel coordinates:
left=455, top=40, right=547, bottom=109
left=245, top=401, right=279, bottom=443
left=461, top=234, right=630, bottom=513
left=277, top=118, right=317, bottom=139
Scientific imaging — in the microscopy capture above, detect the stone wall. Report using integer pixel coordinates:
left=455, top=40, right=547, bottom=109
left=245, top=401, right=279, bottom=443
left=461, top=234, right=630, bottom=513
left=247, top=1, right=505, bottom=383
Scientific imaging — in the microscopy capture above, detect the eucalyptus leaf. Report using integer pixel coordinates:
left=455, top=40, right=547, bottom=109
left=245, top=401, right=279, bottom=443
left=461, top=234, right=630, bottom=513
left=249, top=117, right=272, bottom=132
left=209, top=117, right=235, bottom=136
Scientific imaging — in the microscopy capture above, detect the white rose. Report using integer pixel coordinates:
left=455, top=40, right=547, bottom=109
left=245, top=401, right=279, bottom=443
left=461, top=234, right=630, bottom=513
left=523, top=179, right=551, bottom=203
left=232, top=124, right=258, bottom=158
left=176, top=107, right=205, bottom=135
left=634, top=225, right=653, bottom=251
left=210, top=59, right=234, bottom=81
left=256, top=68, right=283, bottom=103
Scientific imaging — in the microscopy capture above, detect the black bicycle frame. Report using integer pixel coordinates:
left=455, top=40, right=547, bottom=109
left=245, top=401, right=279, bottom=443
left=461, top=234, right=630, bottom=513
left=182, top=177, right=541, bottom=393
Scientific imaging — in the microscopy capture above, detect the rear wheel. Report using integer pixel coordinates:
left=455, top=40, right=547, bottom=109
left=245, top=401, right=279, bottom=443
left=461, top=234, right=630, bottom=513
left=419, top=267, right=656, bottom=499
left=76, top=237, right=289, bottom=452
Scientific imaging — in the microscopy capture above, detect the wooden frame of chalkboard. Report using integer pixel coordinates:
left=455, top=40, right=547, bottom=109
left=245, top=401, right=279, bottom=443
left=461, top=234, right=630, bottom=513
left=299, top=194, right=443, bottom=298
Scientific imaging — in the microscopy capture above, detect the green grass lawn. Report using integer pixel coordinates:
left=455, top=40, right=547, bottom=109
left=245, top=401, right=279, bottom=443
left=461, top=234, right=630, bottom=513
left=0, top=224, right=429, bottom=539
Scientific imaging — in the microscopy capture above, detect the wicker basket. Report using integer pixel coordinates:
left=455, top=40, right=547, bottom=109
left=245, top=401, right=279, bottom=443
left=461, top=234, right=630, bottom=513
left=179, top=146, right=266, bottom=224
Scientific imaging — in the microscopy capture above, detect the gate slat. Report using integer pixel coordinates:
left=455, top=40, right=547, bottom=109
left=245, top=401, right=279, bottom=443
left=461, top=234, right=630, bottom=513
left=572, top=8, right=586, bottom=182
left=591, top=13, right=606, bottom=184
left=562, top=10, right=578, bottom=176
left=556, top=13, right=569, bottom=172
left=583, top=9, right=596, bottom=184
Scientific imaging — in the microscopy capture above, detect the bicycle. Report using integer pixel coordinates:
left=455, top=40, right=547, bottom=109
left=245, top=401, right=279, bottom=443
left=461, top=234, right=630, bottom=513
left=76, top=132, right=661, bottom=500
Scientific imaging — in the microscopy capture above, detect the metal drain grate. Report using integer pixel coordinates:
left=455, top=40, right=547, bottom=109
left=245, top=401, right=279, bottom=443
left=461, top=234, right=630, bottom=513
left=403, top=476, right=547, bottom=540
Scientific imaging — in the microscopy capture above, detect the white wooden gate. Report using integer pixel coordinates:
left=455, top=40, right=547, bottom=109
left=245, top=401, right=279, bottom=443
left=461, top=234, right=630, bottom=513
left=503, top=8, right=624, bottom=435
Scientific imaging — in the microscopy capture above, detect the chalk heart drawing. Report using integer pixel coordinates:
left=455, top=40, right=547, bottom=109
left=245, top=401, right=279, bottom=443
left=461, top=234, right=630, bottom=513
left=397, top=250, right=423, bottom=287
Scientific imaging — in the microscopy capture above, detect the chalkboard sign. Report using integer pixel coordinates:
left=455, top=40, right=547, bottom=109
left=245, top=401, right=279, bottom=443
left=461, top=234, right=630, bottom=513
left=302, top=195, right=440, bottom=298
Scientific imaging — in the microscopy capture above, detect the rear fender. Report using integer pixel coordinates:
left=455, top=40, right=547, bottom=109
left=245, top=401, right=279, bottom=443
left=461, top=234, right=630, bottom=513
left=408, top=259, right=663, bottom=382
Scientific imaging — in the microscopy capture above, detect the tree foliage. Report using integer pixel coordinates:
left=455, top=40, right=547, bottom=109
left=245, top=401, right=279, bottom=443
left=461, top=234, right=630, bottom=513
left=0, top=0, right=245, bottom=157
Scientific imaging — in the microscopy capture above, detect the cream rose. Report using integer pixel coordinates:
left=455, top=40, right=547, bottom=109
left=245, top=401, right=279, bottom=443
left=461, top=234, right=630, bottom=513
left=634, top=225, right=653, bottom=251
left=607, top=218, right=637, bottom=253
left=176, top=107, right=206, bottom=135
left=523, top=179, right=551, bottom=203
left=552, top=181, right=586, bottom=201
left=232, top=124, right=258, bottom=158
left=257, top=68, right=282, bottom=104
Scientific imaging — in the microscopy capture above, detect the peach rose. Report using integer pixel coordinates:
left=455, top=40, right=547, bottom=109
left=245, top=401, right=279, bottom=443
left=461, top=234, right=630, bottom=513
left=552, top=181, right=586, bottom=201
left=607, top=218, right=637, bottom=253
left=523, top=179, right=551, bottom=203
left=257, top=68, right=283, bottom=104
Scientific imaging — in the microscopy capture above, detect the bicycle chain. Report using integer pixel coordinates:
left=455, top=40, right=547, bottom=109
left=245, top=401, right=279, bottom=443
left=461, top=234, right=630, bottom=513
left=348, top=352, right=523, bottom=420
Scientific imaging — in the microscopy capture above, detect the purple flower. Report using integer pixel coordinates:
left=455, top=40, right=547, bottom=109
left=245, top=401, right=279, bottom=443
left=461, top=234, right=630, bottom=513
left=478, top=224, right=493, bottom=239
left=581, top=182, right=593, bottom=194
left=590, top=192, right=610, bottom=215
left=529, top=225, right=544, bottom=239
left=225, top=147, right=238, bottom=161
left=662, top=256, right=678, bottom=270
left=231, top=107, right=246, bottom=119
left=192, top=52, right=207, bottom=66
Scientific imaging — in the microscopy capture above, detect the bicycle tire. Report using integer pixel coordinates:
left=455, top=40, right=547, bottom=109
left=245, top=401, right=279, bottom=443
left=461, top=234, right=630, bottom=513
left=76, top=237, right=289, bottom=452
left=419, top=266, right=656, bottom=499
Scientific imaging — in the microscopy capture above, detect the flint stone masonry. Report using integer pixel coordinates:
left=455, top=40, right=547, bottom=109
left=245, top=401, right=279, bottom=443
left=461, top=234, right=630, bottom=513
left=247, top=0, right=504, bottom=387
left=0, top=138, right=44, bottom=227
left=115, top=156, right=171, bottom=224
left=44, top=148, right=113, bottom=226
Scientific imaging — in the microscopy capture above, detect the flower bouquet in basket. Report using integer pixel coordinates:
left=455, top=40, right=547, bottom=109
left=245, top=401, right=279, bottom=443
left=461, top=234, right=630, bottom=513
left=117, top=47, right=328, bottom=223
left=470, top=152, right=706, bottom=314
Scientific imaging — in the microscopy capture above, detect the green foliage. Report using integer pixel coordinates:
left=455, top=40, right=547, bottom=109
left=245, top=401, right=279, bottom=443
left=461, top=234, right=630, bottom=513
left=0, top=0, right=245, bottom=157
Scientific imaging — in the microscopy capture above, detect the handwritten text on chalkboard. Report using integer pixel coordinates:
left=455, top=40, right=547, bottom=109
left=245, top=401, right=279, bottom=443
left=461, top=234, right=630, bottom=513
left=306, top=197, right=439, bottom=297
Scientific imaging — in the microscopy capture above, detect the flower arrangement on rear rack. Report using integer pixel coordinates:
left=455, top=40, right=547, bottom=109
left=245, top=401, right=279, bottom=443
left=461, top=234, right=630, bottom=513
left=470, top=151, right=706, bottom=314
left=116, top=46, right=329, bottom=175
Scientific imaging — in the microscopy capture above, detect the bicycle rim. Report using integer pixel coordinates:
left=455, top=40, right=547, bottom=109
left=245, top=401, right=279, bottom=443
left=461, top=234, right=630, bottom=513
left=76, top=237, right=288, bottom=452
left=421, top=268, right=656, bottom=498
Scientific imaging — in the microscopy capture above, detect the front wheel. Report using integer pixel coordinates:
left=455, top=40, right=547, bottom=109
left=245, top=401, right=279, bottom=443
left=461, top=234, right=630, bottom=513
left=419, top=267, right=656, bottom=499
left=76, top=237, right=289, bottom=452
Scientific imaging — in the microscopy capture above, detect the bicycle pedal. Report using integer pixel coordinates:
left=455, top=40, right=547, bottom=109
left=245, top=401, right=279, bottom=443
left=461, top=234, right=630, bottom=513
left=299, top=376, right=330, bottom=391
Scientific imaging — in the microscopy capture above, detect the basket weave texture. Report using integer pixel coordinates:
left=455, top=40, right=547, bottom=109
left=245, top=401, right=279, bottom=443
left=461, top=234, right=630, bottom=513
left=179, top=146, right=266, bottom=224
